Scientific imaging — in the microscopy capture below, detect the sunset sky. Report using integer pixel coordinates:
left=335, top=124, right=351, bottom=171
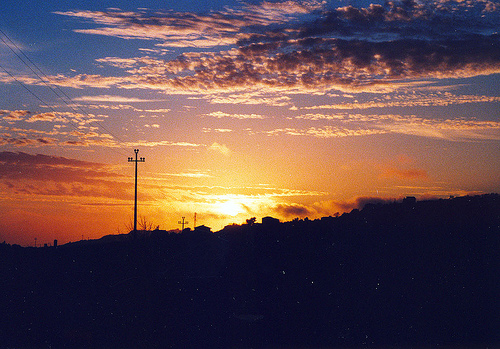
left=1, top=0, right=499, bottom=246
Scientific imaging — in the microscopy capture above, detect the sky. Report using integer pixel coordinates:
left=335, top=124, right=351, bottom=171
left=1, top=0, right=499, bottom=246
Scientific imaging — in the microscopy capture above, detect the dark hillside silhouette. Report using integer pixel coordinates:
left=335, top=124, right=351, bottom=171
left=0, top=194, right=498, bottom=348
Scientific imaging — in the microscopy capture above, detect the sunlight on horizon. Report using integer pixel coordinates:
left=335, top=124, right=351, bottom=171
left=1, top=0, right=499, bottom=245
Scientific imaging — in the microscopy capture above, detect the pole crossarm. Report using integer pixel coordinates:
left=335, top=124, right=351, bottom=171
left=178, top=217, right=189, bottom=231
left=128, top=149, right=145, bottom=236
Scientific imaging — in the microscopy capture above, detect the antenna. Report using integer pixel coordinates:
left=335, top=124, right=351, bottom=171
left=178, top=217, right=189, bottom=231
left=128, top=149, right=145, bottom=237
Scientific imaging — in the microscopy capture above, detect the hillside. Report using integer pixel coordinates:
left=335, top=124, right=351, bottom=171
left=1, top=194, right=499, bottom=348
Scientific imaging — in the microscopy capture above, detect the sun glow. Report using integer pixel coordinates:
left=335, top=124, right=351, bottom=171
left=217, top=200, right=244, bottom=216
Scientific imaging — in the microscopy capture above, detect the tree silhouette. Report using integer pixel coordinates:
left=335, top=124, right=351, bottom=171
left=246, top=217, right=257, bottom=225
left=125, top=215, right=156, bottom=232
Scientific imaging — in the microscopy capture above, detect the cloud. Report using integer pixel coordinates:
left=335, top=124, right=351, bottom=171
left=73, top=94, right=158, bottom=102
left=271, top=195, right=402, bottom=219
left=295, top=110, right=500, bottom=141
left=55, top=2, right=323, bottom=47
left=26, top=112, right=68, bottom=123
left=161, top=171, right=212, bottom=178
left=303, top=93, right=500, bottom=110
left=208, top=142, right=231, bottom=156
left=206, top=111, right=265, bottom=119
left=0, top=151, right=131, bottom=200
left=0, top=137, right=58, bottom=147
left=337, top=196, right=398, bottom=211
left=264, top=126, right=386, bottom=138
left=124, top=140, right=202, bottom=147
left=45, top=1, right=499, bottom=94
left=1, top=109, right=30, bottom=121
left=206, top=93, right=292, bottom=106
left=202, top=127, right=233, bottom=133
left=273, top=203, right=314, bottom=217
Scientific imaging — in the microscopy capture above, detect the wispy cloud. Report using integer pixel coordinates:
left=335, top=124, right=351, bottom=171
left=206, top=111, right=265, bottom=119
left=208, top=142, right=231, bottom=156
left=124, top=140, right=203, bottom=148
left=54, top=1, right=323, bottom=47
left=295, top=111, right=500, bottom=141
left=73, top=95, right=158, bottom=103
left=264, top=126, right=386, bottom=138
left=303, top=93, right=500, bottom=110
left=202, top=127, right=233, bottom=133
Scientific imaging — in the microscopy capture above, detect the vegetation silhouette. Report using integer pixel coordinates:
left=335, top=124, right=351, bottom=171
left=0, top=194, right=498, bottom=348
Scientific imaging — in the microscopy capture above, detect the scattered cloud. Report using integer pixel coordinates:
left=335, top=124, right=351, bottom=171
left=73, top=95, right=158, bottom=103
left=206, top=111, right=265, bottom=119
left=208, top=142, right=231, bottom=156
left=0, top=136, right=58, bottom=147
left=1, top=109, right=30, bottom=121
left=296, top=111, right=500, bottom=141
left=303, top=93, right=500, bottom=110
left=264, top=126, right=386, bottom=138
left=44, top=1, right=500, bottom=94
left=202, top=127, right=233, bottom=133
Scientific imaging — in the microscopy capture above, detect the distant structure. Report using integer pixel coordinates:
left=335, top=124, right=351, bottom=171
left=54, top=239, right=58, bottom=248
left=194, top=225, right=211, bottom=234
left=262, top=216, right=280, bottom=226
left=403, top=196, right=417, bottom=207
left=128, top=149, right=145, bottom=236
left=194, top=212, right=197, bottom=229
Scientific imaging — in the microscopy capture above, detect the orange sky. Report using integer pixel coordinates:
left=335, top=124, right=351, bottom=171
left=1, top=0, right=499, bottom=245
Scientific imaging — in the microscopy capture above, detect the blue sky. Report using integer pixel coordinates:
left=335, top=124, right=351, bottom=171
left=1, top=0, right=499, bottom=245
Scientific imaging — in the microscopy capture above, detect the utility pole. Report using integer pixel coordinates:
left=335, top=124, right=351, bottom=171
left=178, top=217, right=188, bottom=231
left=193, top=212, right=197, bottom=229
left=128, top=149, right=145, bottom=237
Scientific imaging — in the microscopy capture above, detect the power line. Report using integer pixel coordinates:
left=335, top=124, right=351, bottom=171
left=0, top=29, right=129, bottom=156
left=0, top=63, right=52, bottom=109
left=0, top=61, right=120, bottom=153
left=0, top=62, right=88, bottom=152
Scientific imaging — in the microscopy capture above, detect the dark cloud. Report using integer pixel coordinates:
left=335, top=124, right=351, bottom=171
left=0, top=151, right=104, bottom=169
left=330, top=196, right=398, bottom=212
left=0, top=152, right=131, bottom=200
left=163, top=34, right=500, bottom=91
left=52, top=1, right=500, bottom=92
left=273, top=203, right=313, bottom=217
left=270, top=195, right=405, bottom=221
left=0, top=137, right=57, bottom=147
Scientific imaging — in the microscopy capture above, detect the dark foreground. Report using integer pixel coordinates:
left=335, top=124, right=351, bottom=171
left=1, top=194, right=499, bottom=348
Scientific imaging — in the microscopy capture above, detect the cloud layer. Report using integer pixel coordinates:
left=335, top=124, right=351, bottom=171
left=49, top=0, right=500, bottom=93
left=0, top=151, right=129, bottom=199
